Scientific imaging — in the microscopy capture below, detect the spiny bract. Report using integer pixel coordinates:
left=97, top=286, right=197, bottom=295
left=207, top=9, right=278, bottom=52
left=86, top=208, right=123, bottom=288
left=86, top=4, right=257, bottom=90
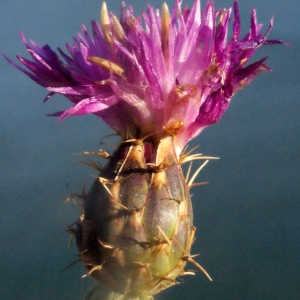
left=72, top=134, right=212, bottom=299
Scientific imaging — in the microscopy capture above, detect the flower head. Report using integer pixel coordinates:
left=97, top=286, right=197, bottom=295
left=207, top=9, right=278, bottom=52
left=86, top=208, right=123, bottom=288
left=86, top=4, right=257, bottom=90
left=5, top=0, right=282, bottom=153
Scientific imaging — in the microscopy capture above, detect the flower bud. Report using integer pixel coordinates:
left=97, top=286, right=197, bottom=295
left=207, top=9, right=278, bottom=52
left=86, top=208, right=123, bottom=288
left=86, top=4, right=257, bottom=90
left=75, top=135, right=196, bottom=299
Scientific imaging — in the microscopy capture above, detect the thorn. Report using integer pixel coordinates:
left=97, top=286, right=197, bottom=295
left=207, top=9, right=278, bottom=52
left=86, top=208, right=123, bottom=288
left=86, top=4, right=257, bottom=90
left=181, top=270, right=196, bottom=276
left=98, top=176, right=114, bottom=197
left=80, top=158, right=102, bottom=172
left=63, top=194, right=81, bottom=205
left=98, top=177, right=130, bottom=211
left=184, top=154, right=219, bottom=163
left=98, top=239, right=115, bottom=250
left=66, top=220, right=77, bottom=231
left=88, top=264, right=103, bottom=275
left=182, top=256, right=212, bottom=281
left=63, top=181, right=87, bottom=205
left=179, top=145, right=219, bottom=164
left=63, top=258, right=82, bottom=272
left=65, top=225, right=76, bottom=236
left=122, top=137, right=143, bottom=146
left=110, top=198, right=129, bottom=210
left=188, top=182, right=209, bottom=189
left=67, top=234, right=73, bottom=248
left=187, top=160, right=209, bottom=187
left=185, top=226, right=196, bottom=254
left=83, top=150, right=111, bottom=159
left=63, top=193, right=85, bottom=205
left=185, top=161, right=193, bottom=183
left=180, top=145, right=200, bottom=163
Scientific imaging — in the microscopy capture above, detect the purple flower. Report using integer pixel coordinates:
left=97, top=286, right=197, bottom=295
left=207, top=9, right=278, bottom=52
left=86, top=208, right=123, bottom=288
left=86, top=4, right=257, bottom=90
left=5, top=0, right=282, bottom=153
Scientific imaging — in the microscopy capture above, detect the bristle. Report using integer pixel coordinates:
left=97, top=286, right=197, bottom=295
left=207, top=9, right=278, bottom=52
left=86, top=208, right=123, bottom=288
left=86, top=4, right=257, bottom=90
left=183, top=256, right=212, bottom=282
left=187, top=159, right=209, bottom=187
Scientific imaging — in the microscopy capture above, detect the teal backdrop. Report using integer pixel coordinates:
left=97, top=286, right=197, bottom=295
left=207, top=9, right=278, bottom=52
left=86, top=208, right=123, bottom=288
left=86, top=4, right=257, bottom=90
left=1, top=0, right=299, bottom=299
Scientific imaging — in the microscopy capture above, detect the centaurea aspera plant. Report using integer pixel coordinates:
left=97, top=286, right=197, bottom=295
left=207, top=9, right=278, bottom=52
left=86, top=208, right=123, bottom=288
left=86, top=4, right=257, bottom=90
left=5, top=0, right=283, bottom=299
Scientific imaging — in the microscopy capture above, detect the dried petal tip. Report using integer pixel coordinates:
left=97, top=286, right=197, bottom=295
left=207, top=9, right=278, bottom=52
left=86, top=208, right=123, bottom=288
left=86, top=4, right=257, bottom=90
left=112, top=15, right=125, bottom=42
left=101, top=2, right=111, bottom=43
left=161, top=2, right=171, bottom=67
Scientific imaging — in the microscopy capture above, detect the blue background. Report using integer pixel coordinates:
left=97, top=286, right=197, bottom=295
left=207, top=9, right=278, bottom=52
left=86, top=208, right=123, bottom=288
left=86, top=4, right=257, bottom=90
left=1, top=0, right=299, bottom=299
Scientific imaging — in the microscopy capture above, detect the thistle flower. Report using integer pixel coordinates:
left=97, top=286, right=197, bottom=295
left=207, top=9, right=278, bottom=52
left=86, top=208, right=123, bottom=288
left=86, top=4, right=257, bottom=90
left=5, top=0, right=283, bottom=299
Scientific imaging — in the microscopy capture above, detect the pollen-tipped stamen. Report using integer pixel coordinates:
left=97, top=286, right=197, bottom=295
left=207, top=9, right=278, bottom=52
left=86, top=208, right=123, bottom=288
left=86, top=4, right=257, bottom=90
left=112, top=15, right=125, bottom=42
left=87, top=56, right=124, bottom=76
